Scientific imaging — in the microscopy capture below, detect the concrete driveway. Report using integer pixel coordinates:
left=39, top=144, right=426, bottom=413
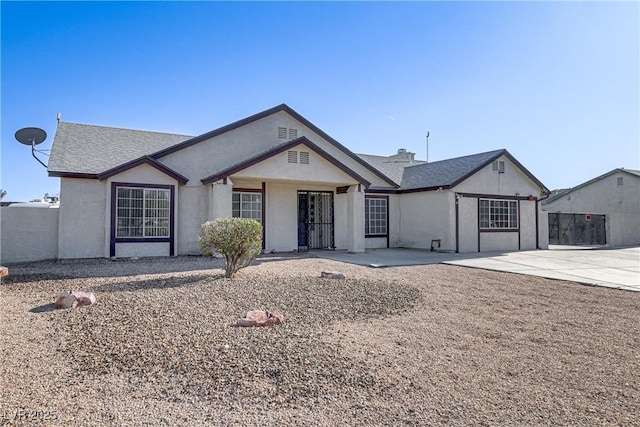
left=313, top=246, right=640, bottom=292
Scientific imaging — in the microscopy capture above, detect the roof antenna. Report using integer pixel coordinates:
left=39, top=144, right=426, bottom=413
left=15, top=127, right=50, bottom=168
left=426, top=131, right=430, bottom=163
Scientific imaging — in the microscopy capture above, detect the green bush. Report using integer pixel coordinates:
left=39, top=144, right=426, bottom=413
left=199, top=218, right=263, bottom=278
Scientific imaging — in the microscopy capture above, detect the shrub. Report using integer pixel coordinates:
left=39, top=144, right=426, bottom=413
left=199, top=218, right=263, bottom=278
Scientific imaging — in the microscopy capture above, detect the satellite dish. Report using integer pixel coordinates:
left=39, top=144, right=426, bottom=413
left=15, top=127, right=49, bottom=168
left=15, top=127, right=47, bottom=146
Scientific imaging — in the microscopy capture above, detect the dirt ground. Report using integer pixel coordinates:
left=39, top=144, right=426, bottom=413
left=1, top=255, right=638, bottom=426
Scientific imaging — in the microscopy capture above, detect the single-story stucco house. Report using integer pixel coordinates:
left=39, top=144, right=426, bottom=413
left=542, top=168, right=640, bottom=246
left=46, top=104, right=549, bottom=259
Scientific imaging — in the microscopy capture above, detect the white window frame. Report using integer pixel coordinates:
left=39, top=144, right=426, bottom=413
left=365, top=196, right=388, bottom=236
left=116, top=186, right=171, bottom=238
left=479, top=198, right=518, bottom=230
left=232, top=192, right=263, bottom=224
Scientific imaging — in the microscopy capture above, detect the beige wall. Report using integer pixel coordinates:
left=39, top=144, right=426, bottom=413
left=1, top=206, right=59, bottom=263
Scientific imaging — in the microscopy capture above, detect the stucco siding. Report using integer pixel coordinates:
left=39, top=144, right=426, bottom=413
left=58, top=178, right=106, bottom=259
left=454, top=155, right=546, bottom=198
left=398, top=191, right=455, bottom=250
left=265, top=182, right=299, bottom=252
left=158, top=112, right=393, bottom=189
left=480, top=232, right=519, bottom=252
left=543, top=171, right=640, bottom=246
left=457, top=196, right=478, bottom=253
left=519, top=200, right=537, bottom=250
left=177, top=185, right=208, bottom=255
left=115, top=242, right=170, bottom=257
left=1, top=206, right=59, bottom=263
left=233, top=143, right=359, bottom=185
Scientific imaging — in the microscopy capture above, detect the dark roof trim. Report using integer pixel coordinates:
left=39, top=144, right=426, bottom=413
left=97, top=156, right=189, bottom=185
left=398, top=185, right=453, bottom=194
left=48, top=171, right=99, bottom=180
left=500, top=150, right=549, bottom=195
left=429, top=149, right=547, bottom=194
left=150, top=104, right=398, bottom=187
left=201, top=136, right=371, bottom=187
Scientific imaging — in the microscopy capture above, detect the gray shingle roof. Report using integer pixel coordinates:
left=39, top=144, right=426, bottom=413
left=48, top=122, right=193, bottom=175
left=399, top=149, right=506, bottom=190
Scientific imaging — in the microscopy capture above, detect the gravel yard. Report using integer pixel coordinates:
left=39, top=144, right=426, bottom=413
left=1, top=254, right=639, bottom=426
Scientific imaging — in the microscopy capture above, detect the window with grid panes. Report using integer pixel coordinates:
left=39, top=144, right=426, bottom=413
left=479, top=199, right=518, bottom=229
left=232, top=192, right=262, bottom=223
left=365, top=197, right=387, bottom=235
left=116, top=187, right=170, bottom=237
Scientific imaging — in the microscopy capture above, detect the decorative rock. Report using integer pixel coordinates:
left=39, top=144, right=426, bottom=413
left=55, top=290, right=96, bottom=309
left=0, top=266, right=8, bottom=278
left=71, top=291, right=96, bottom=306
left=236, top=310, right=284, bottom=327
left=55, top=291, right=78, bottom=309
left=321, top=271, right=345, bottom=279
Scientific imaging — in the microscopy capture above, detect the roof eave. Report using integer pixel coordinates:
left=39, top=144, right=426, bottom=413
left=97, top=156, right=189, bottom=185
left=201, top=136, right=373, bottom=188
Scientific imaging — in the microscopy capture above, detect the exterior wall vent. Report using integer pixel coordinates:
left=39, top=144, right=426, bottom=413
left=617, top=177, right=624, bottom=186
left=288, top=151, right=298, bottom=163
left=278, top=127, right=299, bottom=140
left=492, top=160, right=505, bottom=173
left=299, top=151, right=310, bottom=165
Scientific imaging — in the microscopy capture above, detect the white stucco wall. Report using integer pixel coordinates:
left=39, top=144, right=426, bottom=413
left=457, top=196, right=478, bottom=253
left=177, top=185, right=208, bottom=255
left=115, top=242, right=171, bottom=258
left=454, top=155, right=547, bottom=198
left=1, top=206, right=59, bottom=263
left=542, top=171, right=640, bottom=246
left=158, top=111, right=394, bottom=189
left=262, top=181, right=355, bottom=252
left=58, top=178, right=107, bottom=259
left=233, top=143, right=360, bottom=186
left=397, top=191, right=455, bottom=251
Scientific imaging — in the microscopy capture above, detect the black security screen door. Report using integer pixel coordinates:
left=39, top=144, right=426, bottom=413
left=548, top=213, right=606, bottom=245
left=297, top=191, right=335, bottom=251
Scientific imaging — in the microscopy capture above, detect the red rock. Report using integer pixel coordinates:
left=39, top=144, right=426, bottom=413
left=71, top=291, right=96, bottom=306
left=236, top=310, right=284, bottom=327
left=55, top=290, right=96, bottom=309
left=321, top=271, right=345, bottom=279
left=0, top=266, right=8, bottom=278
left=55, top=291, right=78, bottom=309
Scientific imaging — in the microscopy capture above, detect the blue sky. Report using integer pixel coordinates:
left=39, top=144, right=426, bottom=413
left=2, top=1, right=638, bottom=201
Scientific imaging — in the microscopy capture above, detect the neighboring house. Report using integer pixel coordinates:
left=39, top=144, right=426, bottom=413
left=542, top=168, right=640, bottom=247
left=46, top=104, right=549, bottom=259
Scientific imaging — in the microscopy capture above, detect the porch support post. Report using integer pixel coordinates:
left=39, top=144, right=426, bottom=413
left=346, top=184, right=365, bottom=253
left=208, top=178, right=233, bottom=220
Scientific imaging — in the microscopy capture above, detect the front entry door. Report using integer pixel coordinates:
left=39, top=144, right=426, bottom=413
left=297, top=191, right=335, bottom=251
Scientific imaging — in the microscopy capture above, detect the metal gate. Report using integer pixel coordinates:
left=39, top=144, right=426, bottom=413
left=548, top=213, right=606, bottom=245
left=297, top=191, right=335, bottom=251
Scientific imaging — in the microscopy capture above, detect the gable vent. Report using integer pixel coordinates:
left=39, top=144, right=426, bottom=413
left=278, top=127, right=299, bottom=139
left=288, top=150, right=298, bottom=163
left=299, top=151, right=310, bottom=164
left=492, top=160, right=505, bottom=173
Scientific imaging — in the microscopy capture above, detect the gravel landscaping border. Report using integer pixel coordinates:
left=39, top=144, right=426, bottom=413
left=1, top=255, right=638, bottom=426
